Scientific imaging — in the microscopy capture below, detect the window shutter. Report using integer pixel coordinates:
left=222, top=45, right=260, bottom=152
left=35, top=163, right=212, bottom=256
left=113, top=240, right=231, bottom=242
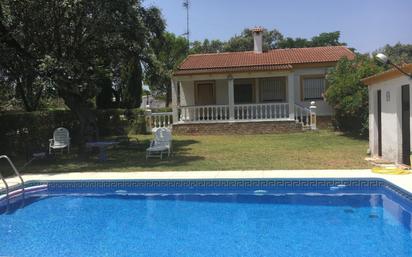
left=259, top=77, right=286, bottom=102
left=303, top=77, right=325, bottom=100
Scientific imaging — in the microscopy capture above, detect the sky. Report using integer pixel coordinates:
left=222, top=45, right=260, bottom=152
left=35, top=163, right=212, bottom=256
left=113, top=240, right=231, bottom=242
left=144, top=0, right=412, bottom=53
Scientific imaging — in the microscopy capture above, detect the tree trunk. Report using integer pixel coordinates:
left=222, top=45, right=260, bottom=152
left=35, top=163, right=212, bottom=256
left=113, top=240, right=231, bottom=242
left=165, top=81, right=171, bottom=107
left=15, top=71, right=43, bottom=112
left=61, top=92, right=99, bottom=153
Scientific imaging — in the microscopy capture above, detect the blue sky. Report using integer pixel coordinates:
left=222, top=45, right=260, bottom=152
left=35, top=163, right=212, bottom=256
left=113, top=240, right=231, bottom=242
left=144, top=0, right=412, bottom=53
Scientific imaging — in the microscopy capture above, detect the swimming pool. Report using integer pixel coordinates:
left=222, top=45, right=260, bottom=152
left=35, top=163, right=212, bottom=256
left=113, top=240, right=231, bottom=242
left=1, top=178, right=412, bottom=257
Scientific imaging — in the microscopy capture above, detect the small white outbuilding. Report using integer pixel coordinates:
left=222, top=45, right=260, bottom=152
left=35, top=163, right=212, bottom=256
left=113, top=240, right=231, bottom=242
left=362, top=64, right=412, bottom=165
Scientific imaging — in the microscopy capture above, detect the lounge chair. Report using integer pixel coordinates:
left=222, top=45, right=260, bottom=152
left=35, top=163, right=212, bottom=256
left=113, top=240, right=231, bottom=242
left=146, top=128, right=172, bottom=160
left=49, top=127, right=71, bottom=154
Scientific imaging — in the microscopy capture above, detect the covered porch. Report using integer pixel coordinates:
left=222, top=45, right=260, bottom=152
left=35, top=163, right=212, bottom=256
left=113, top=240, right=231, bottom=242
left=171, top=72, right=316, bottom=127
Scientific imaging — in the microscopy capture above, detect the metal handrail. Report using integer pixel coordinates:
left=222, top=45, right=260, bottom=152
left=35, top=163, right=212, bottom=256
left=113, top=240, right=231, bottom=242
left=0, top=171, right=10, bottom=206
left=0, top=155, right=25, bottom=197
left=294, top=103, right=312, bottom=112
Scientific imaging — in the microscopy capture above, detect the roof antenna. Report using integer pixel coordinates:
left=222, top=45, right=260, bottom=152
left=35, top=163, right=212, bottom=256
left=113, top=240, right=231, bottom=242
left=182, top=0, right=190, bottom=51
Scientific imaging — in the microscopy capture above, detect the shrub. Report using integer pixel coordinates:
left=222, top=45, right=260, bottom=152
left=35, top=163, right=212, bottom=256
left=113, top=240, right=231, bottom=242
left=325, top=55, right=383, bottom=136
left=0, top=108, right=146, bottom=156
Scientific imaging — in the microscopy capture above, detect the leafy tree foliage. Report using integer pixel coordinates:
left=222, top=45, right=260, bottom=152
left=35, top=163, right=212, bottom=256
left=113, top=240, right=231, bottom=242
left=374, top=43, right=412, bottom=64
left=190, top=39, right=224, bottom=54
left=190, top=28, right=284, bottom=54
left=189, top=30, right=345, bottom=54
left=277, top=31, right=345, bottom=48
left=146, top=32, right=188, bottom=105
left=0, top=0, right=164, bottom=146
left=122, top=57, right=143, bottom=109
left=324, top=55, right=383, bottom=135
left=95, top=69, right=115, bottom=109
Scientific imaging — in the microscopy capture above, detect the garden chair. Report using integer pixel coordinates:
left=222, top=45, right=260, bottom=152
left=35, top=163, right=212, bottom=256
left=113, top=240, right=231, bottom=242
left=49, top=127, right=71, bottom=154
left=146, top=127, right=172, bottom=160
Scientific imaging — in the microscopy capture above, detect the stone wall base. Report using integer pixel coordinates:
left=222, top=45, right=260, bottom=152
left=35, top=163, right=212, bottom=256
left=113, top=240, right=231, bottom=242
left=317, top=116, right=333, bottom=129
left=172, top=121, right=303, bottom=135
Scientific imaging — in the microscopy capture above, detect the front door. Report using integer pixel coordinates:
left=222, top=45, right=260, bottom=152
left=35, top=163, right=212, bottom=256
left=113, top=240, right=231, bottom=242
left=377, top=90, right=382, bottom=157
left=196, top=83, right=215, bottom=105
left=402, top=85, right=410, bottom=165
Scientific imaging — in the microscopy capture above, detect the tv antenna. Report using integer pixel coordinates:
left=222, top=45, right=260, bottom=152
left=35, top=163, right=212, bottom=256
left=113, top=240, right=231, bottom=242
left=182, top=0, right=190, bottom=47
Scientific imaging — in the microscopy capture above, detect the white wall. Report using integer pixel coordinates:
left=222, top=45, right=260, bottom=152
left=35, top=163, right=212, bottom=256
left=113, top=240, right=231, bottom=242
left=293, top=67, right=333, bottom=116
left=216, top=79, right=228, bottom=105
left=368, top=76, right=412, bottom=164
left=180, top=81, right=195, bottom=106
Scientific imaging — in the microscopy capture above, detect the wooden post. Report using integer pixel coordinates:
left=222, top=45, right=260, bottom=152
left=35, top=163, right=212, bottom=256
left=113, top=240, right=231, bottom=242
left=228, top=76, right=235, bottom=121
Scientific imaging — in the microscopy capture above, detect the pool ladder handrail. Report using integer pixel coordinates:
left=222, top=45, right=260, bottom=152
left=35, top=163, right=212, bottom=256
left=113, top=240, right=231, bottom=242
left=0, top=155, right=25, bottom=203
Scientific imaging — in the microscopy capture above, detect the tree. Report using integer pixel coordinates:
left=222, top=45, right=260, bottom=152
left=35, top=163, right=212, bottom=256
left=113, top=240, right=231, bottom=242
left=189, top=29, right=346, bottom=55
left=190, top=39, right=225, bottom=54
left=324, top=55, right=383, bottom=135
left=224, top=28, right=284, bottom=52
left=146, top=32, right=188, bottom=106
left=96, top=69, right=114, bottom=109
left=0, top=2, right=45, bottom=111
left=122, top=57, right=143, bottom=109
left=374, top=43, right=412, bottom=64
left=0, top=0, right=165, bottom=147
left=278, top=31, right=345, bottom=48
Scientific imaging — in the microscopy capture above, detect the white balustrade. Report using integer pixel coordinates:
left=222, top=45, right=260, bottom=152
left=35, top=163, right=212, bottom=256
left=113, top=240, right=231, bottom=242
left=149, top=112, right=174, bottom=129
left=294, top=103, right=317, bottom=129
left=234, top=103, right=289, bottom=121
left=178, top=105, right=229, bottom=123
left=178, top=103, right=291, bottom=123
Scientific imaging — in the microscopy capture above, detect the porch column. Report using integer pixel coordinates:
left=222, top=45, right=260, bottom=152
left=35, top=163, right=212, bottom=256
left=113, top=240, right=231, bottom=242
left=171, top=79, right=179, bottom=123
left=255, top=78, right=260, bottom=103
left=287, top=73, right=295, bottom=119
left=228, top=76, right=235, bottom=121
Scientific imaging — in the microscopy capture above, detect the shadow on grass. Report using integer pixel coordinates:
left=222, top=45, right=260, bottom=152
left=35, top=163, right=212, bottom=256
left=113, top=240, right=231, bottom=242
left=21, top=139, right=203, bottom=174
left=335, top=131, right=368, bottom=141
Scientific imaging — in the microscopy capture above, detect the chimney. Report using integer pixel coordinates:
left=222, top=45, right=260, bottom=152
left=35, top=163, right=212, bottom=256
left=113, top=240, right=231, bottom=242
left=251, top=27, right=264, bottom=53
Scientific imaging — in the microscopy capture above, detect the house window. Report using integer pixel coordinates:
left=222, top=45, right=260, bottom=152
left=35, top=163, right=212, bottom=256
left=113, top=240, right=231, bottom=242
left=259, top=77, right=286, bottom=102
left=302, top=76, right=326, bottom=101
left=234, top=84, right=253, bottom=104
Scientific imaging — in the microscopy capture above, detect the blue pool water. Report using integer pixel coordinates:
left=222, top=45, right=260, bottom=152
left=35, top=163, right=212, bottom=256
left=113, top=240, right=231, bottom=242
left=1, top=180, right=412, bottom=256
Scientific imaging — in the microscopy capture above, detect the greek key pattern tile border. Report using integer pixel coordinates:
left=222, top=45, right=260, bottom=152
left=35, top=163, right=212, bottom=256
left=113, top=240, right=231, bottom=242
left=2, top=178, right=412, bottom=205
left=38, top=178, right=385, bottom=190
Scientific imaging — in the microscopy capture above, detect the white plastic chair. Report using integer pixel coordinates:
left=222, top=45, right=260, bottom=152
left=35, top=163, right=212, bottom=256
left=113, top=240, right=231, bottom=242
left=49, top=127, right=71, bottom=154
left=146, top=128, right=172, bottom=160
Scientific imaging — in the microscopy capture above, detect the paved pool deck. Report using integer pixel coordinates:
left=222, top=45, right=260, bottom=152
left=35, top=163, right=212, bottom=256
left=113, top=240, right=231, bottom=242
left=2, top=169, right=412, bottom=193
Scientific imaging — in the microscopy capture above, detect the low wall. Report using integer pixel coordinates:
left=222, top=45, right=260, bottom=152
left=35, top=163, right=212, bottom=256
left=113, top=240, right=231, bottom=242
left=172, top=121, right=303, bottom=135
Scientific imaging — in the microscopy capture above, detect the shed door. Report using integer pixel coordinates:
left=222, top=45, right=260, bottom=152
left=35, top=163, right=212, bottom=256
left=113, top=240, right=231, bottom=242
left=402, top=85, right=410, bottom=165
left=377, top=90, right=382, bottom=157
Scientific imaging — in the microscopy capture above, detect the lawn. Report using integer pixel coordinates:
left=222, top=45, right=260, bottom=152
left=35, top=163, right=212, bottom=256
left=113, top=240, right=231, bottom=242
left=1, top=130, right=370, bottom=175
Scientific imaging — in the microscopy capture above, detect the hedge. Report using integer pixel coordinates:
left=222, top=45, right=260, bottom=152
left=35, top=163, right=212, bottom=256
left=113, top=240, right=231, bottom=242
left=0, top=108, right=145, bottom=157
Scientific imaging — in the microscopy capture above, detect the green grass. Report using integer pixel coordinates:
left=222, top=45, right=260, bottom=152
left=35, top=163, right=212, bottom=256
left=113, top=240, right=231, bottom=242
left=2, top=130, right=370, bottom=175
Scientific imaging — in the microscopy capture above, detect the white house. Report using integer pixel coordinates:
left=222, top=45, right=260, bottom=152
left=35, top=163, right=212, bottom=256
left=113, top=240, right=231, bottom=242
left=170, top=27, right=355, bottom=134
left=362, top=64, right=412, bottom=165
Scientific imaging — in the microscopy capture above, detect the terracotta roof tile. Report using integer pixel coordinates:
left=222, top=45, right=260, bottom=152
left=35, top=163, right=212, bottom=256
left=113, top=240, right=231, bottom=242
left=175, top=46, right=355, bottom=76
left=174, top=64, right=292, bottom=75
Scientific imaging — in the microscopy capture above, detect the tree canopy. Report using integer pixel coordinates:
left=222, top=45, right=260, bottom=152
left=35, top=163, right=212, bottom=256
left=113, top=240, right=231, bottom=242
left=374, top=43, right=412, bottom=65
left=145, top=32, right=188, bottom=105
left=190, top=30, right=346, bottom=54
left=0, top=0, right=165, bottom=144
